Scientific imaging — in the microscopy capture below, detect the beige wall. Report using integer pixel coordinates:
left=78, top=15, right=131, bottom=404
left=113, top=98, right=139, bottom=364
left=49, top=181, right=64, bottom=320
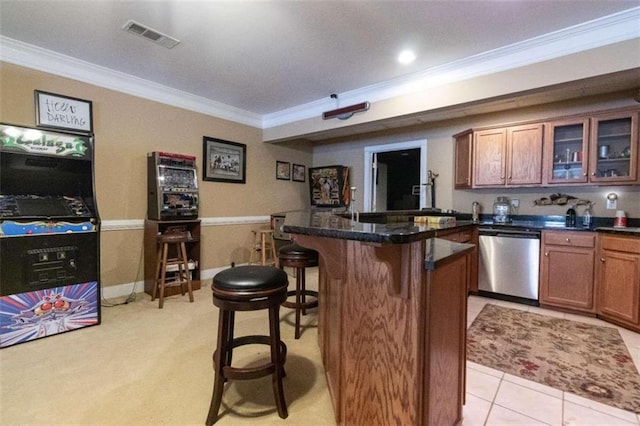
left=312, top=93, right=640, bottom=219
left=1, top=62, right=312, bottom=290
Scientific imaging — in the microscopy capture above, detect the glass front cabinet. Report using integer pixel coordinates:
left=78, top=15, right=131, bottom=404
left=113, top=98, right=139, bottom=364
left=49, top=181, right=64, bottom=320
left=588, top=111, right=638, bottom=183
left=545, top=110, right=638, bottom=185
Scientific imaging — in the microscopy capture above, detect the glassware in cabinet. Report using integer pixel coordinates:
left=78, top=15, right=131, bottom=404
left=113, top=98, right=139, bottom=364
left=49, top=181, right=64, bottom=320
left=589, top=112, right=638, bottom=183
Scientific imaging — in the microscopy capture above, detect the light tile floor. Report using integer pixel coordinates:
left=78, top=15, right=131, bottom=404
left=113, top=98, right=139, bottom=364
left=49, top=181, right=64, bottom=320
left=464, top=295, right=640, bottom=425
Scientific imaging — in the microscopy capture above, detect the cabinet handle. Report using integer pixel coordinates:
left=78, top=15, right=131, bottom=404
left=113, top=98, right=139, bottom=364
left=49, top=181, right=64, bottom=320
left=591, top=172, right=596, bottom=176
left=565, top=238, right=570, bottom=242
left=544, top=252, right=549, bottom=257
left=600, top=257, right=605, bottom=262
left=583, top=173, right=587, bottom=177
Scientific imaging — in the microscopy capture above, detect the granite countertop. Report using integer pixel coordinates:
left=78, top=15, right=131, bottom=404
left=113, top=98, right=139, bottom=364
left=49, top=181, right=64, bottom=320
left=283, top=210, right=475, bottom=270
left=424, top=238, right=475, bottom=270
left=282, top=210, right=469, bottom=244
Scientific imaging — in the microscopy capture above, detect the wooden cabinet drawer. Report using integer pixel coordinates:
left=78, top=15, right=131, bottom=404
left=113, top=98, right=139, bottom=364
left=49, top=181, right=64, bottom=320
left=543, top=231, right=595, bottom=248
left=600, top=235, right=640, bottom=254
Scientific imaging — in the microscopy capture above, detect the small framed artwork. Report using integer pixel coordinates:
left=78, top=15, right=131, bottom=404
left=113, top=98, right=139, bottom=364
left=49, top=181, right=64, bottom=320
left=292, top=164, right=306, bottom=182
left=276, top=161, right=291, bottom=180
left=35, top=90, right=93, bottom=133
left=203, top=136, right=247, bottom=183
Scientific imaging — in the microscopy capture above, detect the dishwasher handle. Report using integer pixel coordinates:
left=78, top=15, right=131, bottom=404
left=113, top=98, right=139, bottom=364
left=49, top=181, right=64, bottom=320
left=479, top=228, right=540, bottom=239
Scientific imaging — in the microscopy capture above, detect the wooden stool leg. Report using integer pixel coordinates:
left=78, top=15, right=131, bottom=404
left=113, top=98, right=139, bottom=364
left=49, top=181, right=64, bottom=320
left=180, top=242, right=194, bottom=302
left=261, top=233, right=267, bottom=265
left=158, top=243, right=169, bottom=309
left=270, top=234, right=278, bottom=267
left=207, top=309, right=231, bottom=425
left=300, top=268, right=307, bottom=316
left=152, top=243, right=163, bottom=302
left=294, top=270, right=302, bottom=339
left=269, top=305, right=288, bottom=419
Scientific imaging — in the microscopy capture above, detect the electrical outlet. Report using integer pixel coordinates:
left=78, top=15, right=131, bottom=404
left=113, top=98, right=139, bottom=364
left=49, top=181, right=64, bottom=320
left=606, top=199, right=617, bottom=209
left=511, top=199, right=520, bottom=208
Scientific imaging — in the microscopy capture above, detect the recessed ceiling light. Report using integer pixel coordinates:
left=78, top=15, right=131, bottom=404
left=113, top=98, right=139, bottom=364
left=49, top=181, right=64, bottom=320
left=398, top=49, right=416, bottom=65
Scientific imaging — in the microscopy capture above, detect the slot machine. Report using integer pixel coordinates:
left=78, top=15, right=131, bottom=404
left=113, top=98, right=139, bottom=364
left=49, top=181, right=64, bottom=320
left=147, top=152, right=199, bottom=220
left=0, top=124, right=100, bottom=348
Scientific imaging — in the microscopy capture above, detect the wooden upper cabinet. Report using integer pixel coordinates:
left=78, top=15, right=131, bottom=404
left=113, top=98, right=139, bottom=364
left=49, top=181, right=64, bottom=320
left=588, top=110, right=638, bottom=184
left=544, top=118, right=590, bottom=185
left=473, top=128, right=506, bottom=187
left=472, top=124, right=543, bottom=188
left=454, top=130, right=473, bottom=189
left=506, top=123, right=544, bottom=186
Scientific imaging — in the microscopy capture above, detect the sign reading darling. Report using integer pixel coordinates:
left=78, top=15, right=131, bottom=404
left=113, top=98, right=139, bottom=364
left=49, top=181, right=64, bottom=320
left=0, top=125, right=88, bottom=157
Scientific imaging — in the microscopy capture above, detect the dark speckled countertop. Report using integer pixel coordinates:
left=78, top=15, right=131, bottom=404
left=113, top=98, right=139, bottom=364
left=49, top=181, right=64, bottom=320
left=282, top=210, right=475, bottom=270
left=283, top=210, right=473, bottom=244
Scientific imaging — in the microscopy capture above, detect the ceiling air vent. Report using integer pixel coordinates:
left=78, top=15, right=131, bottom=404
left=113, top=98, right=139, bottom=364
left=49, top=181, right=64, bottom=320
left=122, top=20, right=180, bottom=49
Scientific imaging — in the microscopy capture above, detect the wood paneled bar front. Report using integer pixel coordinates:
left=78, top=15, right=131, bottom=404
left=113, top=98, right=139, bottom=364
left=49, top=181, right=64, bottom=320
left=283, top=211, right=474, bottom=426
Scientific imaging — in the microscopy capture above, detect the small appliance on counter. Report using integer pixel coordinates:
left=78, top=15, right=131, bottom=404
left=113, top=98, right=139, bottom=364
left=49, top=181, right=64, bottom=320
left=614, top=210, right=627, bottom=228
left=565, top=207, right=576, bottom=227
left=492, top=196, right=511, bottom=224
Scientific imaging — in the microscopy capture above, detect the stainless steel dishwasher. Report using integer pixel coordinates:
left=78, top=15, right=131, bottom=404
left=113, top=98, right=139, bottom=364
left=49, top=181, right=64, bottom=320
left=478, top=227, right=541, bottom=305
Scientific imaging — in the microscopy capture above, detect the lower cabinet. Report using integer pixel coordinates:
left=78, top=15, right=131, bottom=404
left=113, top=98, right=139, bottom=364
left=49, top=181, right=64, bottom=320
left=437, top=226, right=478, bottom=293
left=539, top=230, right=596, bottom=313
left=597, top=234, right=640, bottom=331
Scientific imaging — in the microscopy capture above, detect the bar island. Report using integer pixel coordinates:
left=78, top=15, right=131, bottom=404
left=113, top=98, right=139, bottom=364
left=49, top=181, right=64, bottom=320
left=283, top=211, right=474, bottom=426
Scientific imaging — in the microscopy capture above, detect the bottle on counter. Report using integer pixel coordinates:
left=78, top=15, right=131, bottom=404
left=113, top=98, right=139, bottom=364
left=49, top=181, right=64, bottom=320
left=565, top=207, right=576, bottom=227
left=582, top=203, right=592, bottom=228
left=471, top=201, right=480, bottom=222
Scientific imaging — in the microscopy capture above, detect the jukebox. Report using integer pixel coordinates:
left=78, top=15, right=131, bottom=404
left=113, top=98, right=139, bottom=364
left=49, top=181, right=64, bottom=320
left=0, top=124, right=100, bottom=348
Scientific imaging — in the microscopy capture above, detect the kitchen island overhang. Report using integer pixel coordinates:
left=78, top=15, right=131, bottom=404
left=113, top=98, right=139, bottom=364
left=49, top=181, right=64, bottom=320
left=283, top=210, right=474, bottom=426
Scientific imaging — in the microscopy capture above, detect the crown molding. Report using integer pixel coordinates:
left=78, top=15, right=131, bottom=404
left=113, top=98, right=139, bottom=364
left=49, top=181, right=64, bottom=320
left=0, top=36, right=263, bottom=128
left=2, top=7, right=638, bottom=131
left=262, top=7, right=640, bottom=128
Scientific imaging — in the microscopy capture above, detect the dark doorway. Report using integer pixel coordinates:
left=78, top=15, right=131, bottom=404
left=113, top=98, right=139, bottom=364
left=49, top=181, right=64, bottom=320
left=376, top=148, right=421, bottom=210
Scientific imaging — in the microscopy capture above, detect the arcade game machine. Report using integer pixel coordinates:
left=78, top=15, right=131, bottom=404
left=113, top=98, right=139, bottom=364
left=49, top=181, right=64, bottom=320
left=0, top=124, right=100, bottom=348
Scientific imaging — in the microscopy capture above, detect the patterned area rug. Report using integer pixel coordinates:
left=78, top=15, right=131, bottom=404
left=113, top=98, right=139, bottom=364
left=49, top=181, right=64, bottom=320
left=467, top=304, right=640, bottom=414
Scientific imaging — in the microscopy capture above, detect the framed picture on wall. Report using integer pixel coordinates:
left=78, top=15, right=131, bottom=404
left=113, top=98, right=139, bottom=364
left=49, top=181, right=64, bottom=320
left=35, top=90, right=93, bottom=133
left=203, top=137, right=246, bottom=183
left=276, top=161, right=290, bottom=180
left=292, top=164, right=306, bottom=182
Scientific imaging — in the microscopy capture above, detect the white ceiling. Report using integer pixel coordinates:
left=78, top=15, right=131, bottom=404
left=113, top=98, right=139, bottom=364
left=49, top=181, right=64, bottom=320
left=1, top=1, right=639, bottom=127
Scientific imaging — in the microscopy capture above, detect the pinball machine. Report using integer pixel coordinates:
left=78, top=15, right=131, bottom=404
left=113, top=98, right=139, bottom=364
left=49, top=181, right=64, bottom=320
left=0, top=124, right=100, bottom=348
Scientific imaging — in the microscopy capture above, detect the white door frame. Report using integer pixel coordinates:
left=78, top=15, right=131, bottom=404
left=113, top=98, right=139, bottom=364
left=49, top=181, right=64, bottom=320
left=363, top=139, right=427, bottom=212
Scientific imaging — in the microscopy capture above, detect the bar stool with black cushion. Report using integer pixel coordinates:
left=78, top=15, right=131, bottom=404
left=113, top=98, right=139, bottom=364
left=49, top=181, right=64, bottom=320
left=152, top=232, right=194, bottom=309
left=278, top=243, right=319, bottom=339
left=206, top=265, right=289, bottom=425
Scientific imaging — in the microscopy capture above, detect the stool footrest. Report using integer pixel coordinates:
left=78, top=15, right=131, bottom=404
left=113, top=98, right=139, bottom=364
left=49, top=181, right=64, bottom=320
left=282, top=289, right=318, bottom=310
left=216, top=335, right=287, bottom=381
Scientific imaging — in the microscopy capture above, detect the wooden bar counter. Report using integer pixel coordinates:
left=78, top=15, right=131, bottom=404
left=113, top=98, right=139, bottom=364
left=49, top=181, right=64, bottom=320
left=283, top=211, right=474, bottom=426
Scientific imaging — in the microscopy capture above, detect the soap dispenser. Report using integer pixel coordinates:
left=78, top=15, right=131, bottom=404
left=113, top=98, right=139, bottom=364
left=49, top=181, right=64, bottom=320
left=565, top=207, right=576, bottom=227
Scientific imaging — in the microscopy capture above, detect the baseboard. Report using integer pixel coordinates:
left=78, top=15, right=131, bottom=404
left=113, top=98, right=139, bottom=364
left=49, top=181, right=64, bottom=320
left=100, top=265, right=232, bottom=300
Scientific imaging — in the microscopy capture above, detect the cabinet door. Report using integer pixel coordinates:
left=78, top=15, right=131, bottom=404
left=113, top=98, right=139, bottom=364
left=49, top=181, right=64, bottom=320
left=540, top=245, right=595, bottom=312
left=544, top=118, right=589, bottom=184
left=473, top=128, right=506, bottom=187
left=506, top=123, right=544, bottom=186
left=454, top=131, right=473, bottom=189
left=589, top=111, right=638, bottom=183
left=597, top=249, right=640, bottom=326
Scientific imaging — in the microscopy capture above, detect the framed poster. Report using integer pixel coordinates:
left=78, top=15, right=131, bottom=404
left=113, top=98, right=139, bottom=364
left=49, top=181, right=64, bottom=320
left=203, top=137, right=246, bottom=183
left=35, top=90, right=93, bottom=133
left=309, top=165, right=350, bottom=207
left=276, top=161, right=290, bottom=180
left=292, top=164, right=306, bottom=182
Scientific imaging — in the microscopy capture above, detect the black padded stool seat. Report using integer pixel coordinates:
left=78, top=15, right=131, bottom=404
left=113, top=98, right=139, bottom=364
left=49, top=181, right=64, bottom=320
left=152, top=232, right=193, bottom=309
left=278, top=244, right=319, bottom=339
left=206, top=265, right=289, bottom=425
